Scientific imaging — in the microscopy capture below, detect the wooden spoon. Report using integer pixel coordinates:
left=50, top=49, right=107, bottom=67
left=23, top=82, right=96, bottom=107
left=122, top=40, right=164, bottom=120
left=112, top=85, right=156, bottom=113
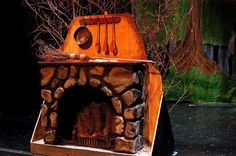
left=110, top=17, right=118, bottom=56
left=95, top=18, right=101, bottom=54
left=103, top=17, right=109, bottom=55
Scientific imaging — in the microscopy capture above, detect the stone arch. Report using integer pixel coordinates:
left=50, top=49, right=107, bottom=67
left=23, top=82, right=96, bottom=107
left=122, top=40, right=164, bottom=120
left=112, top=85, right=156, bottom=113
left=56, top=85, right=115, bottom=141
left=40, top=65, right=125, bottom=143
left=40, top=64, right=145, bottom=153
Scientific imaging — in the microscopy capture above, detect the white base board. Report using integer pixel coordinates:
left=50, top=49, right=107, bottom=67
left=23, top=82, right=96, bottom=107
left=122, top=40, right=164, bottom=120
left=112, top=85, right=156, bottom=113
left=31, top=139, right=151, bottom=156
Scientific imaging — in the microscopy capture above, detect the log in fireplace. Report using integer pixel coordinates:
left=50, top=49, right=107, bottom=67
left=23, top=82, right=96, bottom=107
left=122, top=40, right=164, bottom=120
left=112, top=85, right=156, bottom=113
left=30, top=13, right=163, bottom=156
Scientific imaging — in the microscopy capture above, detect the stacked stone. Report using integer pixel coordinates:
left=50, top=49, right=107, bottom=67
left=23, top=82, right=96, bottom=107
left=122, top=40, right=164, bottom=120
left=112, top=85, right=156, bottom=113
left=40, top=64, right=145, bottom=153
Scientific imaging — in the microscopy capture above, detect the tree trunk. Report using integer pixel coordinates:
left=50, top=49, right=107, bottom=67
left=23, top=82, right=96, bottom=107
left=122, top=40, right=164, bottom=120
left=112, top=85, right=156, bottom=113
left=171, top=0, right=219, bottom=74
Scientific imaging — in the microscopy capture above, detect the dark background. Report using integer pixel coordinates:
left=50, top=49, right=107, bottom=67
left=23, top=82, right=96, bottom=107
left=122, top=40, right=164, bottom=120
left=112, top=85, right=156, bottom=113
left=0, top=0, right=41, bottom=115
left=0, top=0, right=41, bottom=152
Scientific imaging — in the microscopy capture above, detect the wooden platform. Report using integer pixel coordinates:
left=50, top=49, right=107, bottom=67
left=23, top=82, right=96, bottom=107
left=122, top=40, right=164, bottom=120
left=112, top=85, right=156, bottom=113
left=30, top=111, right=151, bottom=156
left=31, top=139, right=150, bottom=156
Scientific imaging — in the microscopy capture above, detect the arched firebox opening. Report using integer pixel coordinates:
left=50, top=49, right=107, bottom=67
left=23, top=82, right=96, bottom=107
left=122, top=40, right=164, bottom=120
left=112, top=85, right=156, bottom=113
left=56, top=85, right=116, bottom=148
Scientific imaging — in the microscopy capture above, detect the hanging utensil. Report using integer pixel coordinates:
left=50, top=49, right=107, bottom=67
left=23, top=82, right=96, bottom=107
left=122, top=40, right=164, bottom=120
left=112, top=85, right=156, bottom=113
left=103, top=17, right=109, bottom=55
left=95, top=17, right=101, bottom=54
left=110, top=17, right=118, bottom=56
left=74, top=18, right=92, bottom=49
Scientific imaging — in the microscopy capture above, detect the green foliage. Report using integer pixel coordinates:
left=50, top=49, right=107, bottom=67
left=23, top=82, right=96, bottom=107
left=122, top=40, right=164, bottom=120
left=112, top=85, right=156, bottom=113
left=164, top=67, right=236, bottom=104
left=159, top=0, right=189, bottom=43
left=202, top=0, right=236, bottom=45
left=170, top=0, right=188, bottom=41
left=134, top=0, right=189, bottom=44
left=135, top=0, right=157, bottom=25
left=135, top=0, right=236, bottom=45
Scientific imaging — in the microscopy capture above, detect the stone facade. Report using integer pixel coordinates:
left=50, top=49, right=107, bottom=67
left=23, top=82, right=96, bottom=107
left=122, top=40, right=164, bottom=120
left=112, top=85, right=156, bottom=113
left=39, top=64, right=145, bottom=153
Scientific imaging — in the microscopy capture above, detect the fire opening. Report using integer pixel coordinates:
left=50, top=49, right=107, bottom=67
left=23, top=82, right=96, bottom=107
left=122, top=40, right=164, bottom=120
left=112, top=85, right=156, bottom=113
left=56, top=85, right=116, bottom=149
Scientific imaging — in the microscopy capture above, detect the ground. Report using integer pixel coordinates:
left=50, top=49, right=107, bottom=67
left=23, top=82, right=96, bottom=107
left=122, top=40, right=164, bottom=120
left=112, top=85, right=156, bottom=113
left=170, top=102, right=236, bottom=156
left=0, top=102, right=236, bottom=156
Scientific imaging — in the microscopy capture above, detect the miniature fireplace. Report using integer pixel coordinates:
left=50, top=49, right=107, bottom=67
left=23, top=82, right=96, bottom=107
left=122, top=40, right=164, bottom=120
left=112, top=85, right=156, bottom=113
left=40, top=64, right=145, bottom=153
left=31, top=13, right=163, bottom=156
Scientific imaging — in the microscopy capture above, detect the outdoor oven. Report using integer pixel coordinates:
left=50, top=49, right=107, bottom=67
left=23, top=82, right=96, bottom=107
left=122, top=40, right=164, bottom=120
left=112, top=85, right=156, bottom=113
left=31, top=13, right=163, bottom=156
